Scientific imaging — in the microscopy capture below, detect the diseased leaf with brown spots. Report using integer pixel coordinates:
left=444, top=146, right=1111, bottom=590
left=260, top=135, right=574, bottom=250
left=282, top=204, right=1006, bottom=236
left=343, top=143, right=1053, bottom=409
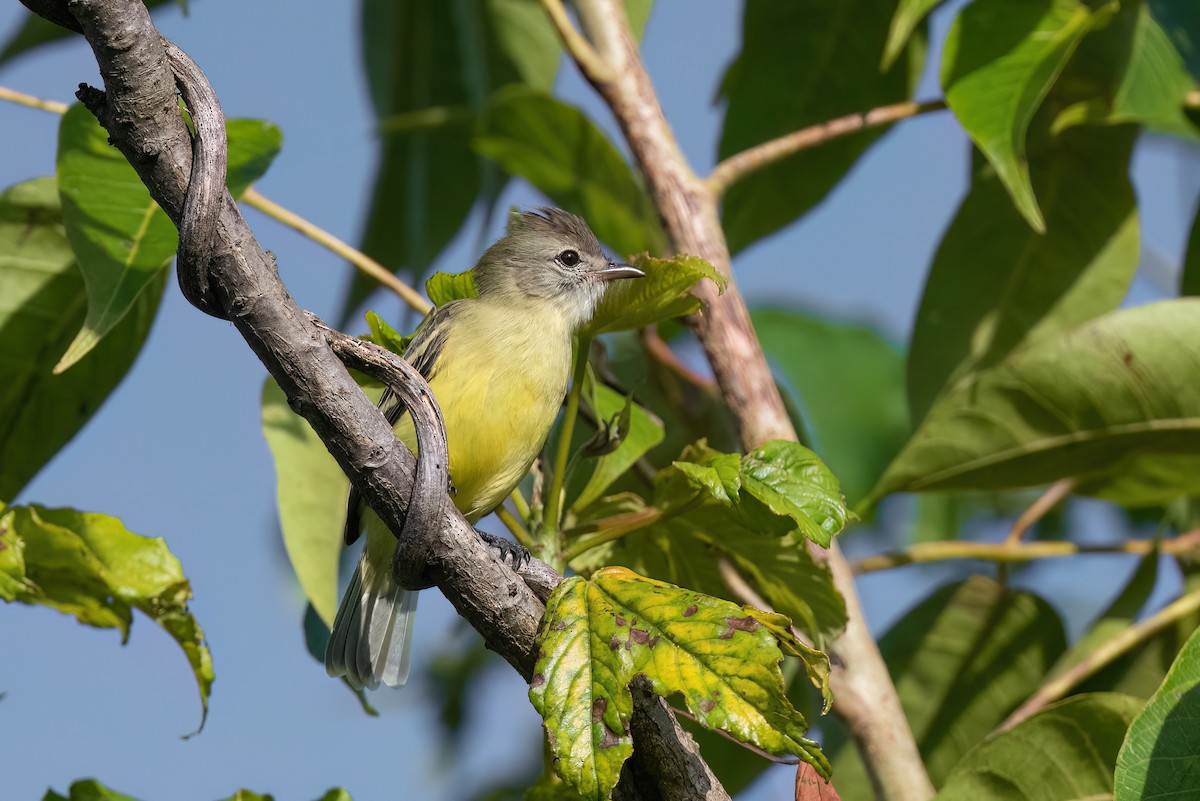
left=529, top=566, right=830, bottom=801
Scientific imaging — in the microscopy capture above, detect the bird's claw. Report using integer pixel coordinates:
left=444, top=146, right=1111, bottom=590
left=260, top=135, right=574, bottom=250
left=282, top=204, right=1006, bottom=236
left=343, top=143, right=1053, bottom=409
left=477, top=531, right=531, bottom=572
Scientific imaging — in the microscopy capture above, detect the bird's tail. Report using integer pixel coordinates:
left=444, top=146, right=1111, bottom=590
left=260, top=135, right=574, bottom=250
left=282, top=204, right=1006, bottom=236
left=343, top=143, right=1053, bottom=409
left=324, top=556, right=417, bottom=690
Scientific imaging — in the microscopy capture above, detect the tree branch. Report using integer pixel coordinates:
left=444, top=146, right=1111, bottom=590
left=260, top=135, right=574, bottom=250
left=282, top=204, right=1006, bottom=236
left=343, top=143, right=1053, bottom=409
left=566, top=2, right=934, bottom=799
left=23, top=1, right=710, bottom=796
left=705, top=99, right=947, bottom=198
left=999, top=589, right=1200, bottom=731
left=853, top=529, right=1200, bottom=574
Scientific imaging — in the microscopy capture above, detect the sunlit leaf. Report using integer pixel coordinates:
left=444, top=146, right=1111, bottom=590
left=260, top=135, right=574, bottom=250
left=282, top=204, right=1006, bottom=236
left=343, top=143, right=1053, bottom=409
left=426, top=269, right=478, bottom=306
left=941, top=0, right=1112, bottom=232
left=362, top=310, right=412, bottom=356
left=754, top=309, right=909, bottom=505
left=718, top=0, right=921, bottom=252
left=1115, top=623, right=1200, bottom=800
left=55, top=105, right=282, bottom=370
left=935, top=694, right=1142, bottom=800
left=824, top=576, right=1066, bottom=794
left=2, top=505, right=213, bottom=733
left=875, top=300, right=1200, bottom=505
left=906, top=125, right=1138, bottom=424
left=530, top=567, right=828, bottom=799
left=585, top=253, right=725, bottom=337
left=0, top=177, right=162, bottom=501
left=474, top=86, right=666, bottom=257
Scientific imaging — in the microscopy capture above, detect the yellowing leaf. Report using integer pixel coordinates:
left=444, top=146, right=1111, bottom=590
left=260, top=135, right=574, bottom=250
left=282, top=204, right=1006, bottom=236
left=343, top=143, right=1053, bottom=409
left=530, top=567, right=829, bottom=800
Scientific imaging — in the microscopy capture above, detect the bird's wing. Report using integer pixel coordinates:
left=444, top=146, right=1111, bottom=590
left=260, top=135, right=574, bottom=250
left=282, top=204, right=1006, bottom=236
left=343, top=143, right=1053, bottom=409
left=343, top=301, right=461, bottom=545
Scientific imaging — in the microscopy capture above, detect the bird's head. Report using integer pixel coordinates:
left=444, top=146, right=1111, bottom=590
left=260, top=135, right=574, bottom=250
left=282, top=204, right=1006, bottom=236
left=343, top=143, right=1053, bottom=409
left=474, top=208, right=644, bottom=330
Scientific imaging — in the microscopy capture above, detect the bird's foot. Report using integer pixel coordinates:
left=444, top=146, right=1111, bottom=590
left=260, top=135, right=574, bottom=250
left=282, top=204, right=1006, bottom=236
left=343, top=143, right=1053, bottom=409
left=478, top=531, right=531, bottom=572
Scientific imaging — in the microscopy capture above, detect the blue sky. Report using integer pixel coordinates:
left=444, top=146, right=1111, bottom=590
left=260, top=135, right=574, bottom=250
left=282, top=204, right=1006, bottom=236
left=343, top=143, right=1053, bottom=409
left=1, top=2, right=1198, bottom=800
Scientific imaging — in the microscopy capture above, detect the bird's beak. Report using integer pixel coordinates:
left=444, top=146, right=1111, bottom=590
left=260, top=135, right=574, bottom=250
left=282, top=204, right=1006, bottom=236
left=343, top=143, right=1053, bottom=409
left=597, top=260, right=646, bottom=281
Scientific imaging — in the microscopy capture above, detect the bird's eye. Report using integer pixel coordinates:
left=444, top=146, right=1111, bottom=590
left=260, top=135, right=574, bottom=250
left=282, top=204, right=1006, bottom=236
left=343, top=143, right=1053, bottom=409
left=557, top=249, right=581, bottom=268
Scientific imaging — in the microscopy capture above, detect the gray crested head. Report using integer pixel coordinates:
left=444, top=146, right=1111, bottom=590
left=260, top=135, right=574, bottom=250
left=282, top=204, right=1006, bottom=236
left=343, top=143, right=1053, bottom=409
left=473, top=208, right=643, bottom=330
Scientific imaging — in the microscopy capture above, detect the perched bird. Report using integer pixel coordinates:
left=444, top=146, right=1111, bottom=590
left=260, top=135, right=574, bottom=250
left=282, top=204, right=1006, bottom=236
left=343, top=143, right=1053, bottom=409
left=325, top=208, right=644, bottom=689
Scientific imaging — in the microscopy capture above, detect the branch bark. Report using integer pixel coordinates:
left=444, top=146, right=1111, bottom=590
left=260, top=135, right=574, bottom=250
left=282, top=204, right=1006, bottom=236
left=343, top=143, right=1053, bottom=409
left=566, top=2, right=934, bottom=799
left=18, top=1, right=726, bottom=797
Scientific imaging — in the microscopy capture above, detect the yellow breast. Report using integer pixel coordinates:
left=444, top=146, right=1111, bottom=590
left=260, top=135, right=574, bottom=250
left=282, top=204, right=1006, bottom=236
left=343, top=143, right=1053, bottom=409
left=392, top=299, right=572, bottom=523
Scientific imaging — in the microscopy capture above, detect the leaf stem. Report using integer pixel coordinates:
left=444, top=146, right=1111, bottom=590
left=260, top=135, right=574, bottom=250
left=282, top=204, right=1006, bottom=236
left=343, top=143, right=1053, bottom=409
left=240, top=187, right=431, bottom=315
left=539, top=0, right=614, bottom=83
left=999, top=589, right=1200, bottom=731
left=705, top=98, right=948, bottom=198
left=563, top=493, right=703, bottom=563
left=1004, top=478, right=1075, bottom=545
left=853, top=528, right=1200, bottom=575
left=545, top=335, right=593, bottom=534
left=0, top=85, right=69, bottom=114
left=509, top=488, right=532, bottom=521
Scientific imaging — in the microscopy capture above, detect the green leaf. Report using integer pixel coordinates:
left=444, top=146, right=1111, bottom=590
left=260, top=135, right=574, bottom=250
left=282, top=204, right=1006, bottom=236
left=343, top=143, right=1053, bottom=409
left=906, top=125, right=1138, bottom=425
left=718, top=0, right=922, bottom=252
left=1116, top=623, right=1200, bottom=800
left=739, top=441, right=850, bottom=548
left=1182, top=199, right=1200, bottom=297
left=348, top=0, right=560, bottom=321
left=572, top=378, right=664, bottom=512
left=530, top=567, right=828, bottom=800
left=262, top=379, right=384, bottom=627
left=41, top=780, right=141, bottom=801
left=474, top=86, right=666, bottom=257
left=1149, top=0, right=1200, bottom=83
left=874, top=299, right=1200, bottom=505
left=673, top=455, right=742, bottom=504
left=753, top=309, right=909, bottom=504
left=362, top=310, right=412, bottom=355
left=824, top=576, right=1066, bottom=794
left=55, top=105, right=282, bottom=371
left=584, top=253, right=725, bottom=337
left=2, top=505, right=213, bottom=734
left=0, top=1, right=179, bottom=65
left=941, top=0, right=1112, bottom=232
left=883, top=0, right=945, bottom=69
left=0, top=177, right=163, bottom=500
left=935, top=694, right=1142, bottom=800
left=426, top=269, right=478, bottom=306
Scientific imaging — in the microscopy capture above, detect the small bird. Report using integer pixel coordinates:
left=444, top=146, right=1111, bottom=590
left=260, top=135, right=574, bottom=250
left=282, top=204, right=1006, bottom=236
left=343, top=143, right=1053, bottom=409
left=325, top=208, right=644, bottom=689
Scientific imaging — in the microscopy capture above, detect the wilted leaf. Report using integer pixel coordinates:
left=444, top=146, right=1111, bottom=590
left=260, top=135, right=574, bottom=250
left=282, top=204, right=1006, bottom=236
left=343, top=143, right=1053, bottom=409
left=906, top=125, right=1138, bottom=424
left=753, top=308, right=909, bottom=506
left=474, top=86, right=666, bottom=257
left=55, top=105, right=282, bottom=370
left=941, top=0, right=1112, bottom=232
left=2, top=505, right=213, bottom=733
left=874, top=300, right=1200, bottom=506
left=935, top=694, right=1142, bottom=800
left=824, top=576, right=1066, bottom=794
left=0, top=178, right=162, bottom=500
left=585, top=254, right=725, bottom=337
left=530, top=568, right=828, bottom=800
left=1115, top=624, right=1200, bottom=801
left=718, top=0, right=921, bottom=252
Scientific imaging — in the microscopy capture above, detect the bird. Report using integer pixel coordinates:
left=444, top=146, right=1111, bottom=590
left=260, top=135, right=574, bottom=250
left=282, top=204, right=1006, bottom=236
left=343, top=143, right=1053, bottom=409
left=325, top=208, right=644, bottom=690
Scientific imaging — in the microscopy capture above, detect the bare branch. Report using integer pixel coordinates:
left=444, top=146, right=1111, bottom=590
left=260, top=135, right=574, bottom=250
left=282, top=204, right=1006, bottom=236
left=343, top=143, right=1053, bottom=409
left=705, top=99, right=947, bottom=197
left=540, top=0, right=613, bottom=83
left=1004, top=479, right=1076, bottom=545
left=565, top=3, right=935, bottom=798
left=1000, top=589, right=1200, bottom=731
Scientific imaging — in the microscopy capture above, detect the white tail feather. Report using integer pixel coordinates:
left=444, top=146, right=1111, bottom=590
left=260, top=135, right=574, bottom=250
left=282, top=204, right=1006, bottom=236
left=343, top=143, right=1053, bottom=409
left=325, top=556, right=417, bottom=689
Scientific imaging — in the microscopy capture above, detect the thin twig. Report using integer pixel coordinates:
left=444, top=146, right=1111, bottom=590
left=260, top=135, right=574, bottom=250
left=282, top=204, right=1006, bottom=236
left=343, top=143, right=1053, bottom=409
left=241, top=187, right=431, bottom=315
left=853, top=529, right=1200, bottom=575
left=0, top=85, right=69, bottom=114
left=999, top=590, right=1200, bottom=731
left=642, top=327, right=712, bottom=388
left=1004, top=479, right=1075, bottom=545
left=705, top=99, right=948, bottom=198
left=539, top=0, right=613, bottom=83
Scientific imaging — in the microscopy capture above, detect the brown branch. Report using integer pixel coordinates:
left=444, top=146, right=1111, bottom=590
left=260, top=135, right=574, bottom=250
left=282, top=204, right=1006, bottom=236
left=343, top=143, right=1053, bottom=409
left=22, top=1, right=710, bottom=797
left=1004, top=479, right=1075, bottom=545
left=567, top=3, right=934, bottom=799
left=999, top=589, right=1200, bottom=731
left=854, top=529, right=1200, bottom=575
left=705, top=99, right=947, bottom=197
